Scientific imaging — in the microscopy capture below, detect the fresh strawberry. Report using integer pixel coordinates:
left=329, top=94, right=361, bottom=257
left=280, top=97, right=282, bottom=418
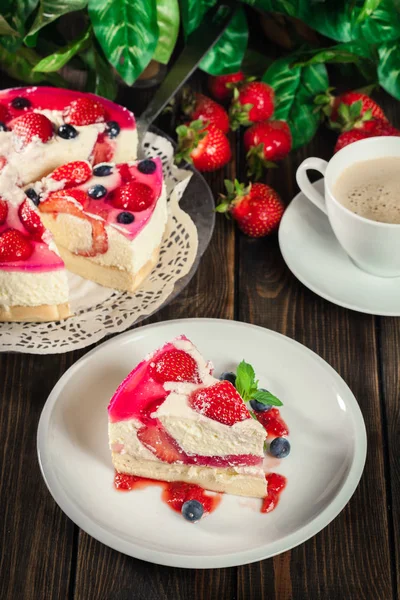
left=189, top=380, right=250, bottom=426
left=0, top=103, right=9, bottom=123
left=81, top=218, right=108, bottom=257
left=0, top=228, right=33, bottom=262
left=11, top=112, right=53, bottom=148
left=0, top=197, right=8, bottom=225
left=256, top=408, right=288, bottom=436
left=208, top=71, right=245, bottom=102
left=111, top=181, right=154, bottom=211
left=182, top=89, right=229, bottom=133
left=331, top=91, right=386, bottom=130
left=244, top=120, right=292, bottom=179
left=51, top=161, right=92, bottom=185
left=63, top=97, right=106, bottom=126
left=18, top=200, right=45, bottom=238
left=137, top=426, right=184, bottom=463
left=149, top=349, right=200, bottom=384
left=229, top=82, right=274, bottom=130
left=216, top=179, right=285, bottom=237
left=334, top=120, right=400, bottom=153
left=176, top=120, right=231, bottom=172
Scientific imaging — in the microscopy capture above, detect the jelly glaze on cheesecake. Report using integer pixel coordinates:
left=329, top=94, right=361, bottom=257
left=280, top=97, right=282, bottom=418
left=0, top=164, right=70, bottom=322
left=108, top=336, right=267, bottom=498
left=37, top=158, right=167, bottom=292
left=0, top=86, right=137, bottom=185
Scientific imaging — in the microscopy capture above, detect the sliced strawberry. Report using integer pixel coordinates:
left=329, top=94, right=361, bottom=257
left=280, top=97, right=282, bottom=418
left=111, top=181, right=155, bottom=211
left=137, top=426, right=185, bottom=463
left=18, top=200, right=45, bottom=239
left=149, top=349, right=200, bottom=384
left=256, top=408, right=289, bottom=436
left=80, top=218, right=108, bottom=257
left=40, top=193, right=84, bottom=218
left=0, top=197, right=8, bottom=225
left=11, top=113, right=53, bottom=148
left=64, top=97, right=107, bottom=126
left=117, top=163, right=134, bottom=183
left=190, top=380, right=251, bottom=426
left=0, top=228, right=33, bottom=262
left=51, top=161, right=92, bottom=186
left=51, top=188, right=89, bottom=207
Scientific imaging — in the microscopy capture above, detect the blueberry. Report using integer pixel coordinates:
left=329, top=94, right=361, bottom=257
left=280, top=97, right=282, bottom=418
left=106, top=120, right=120, bottom=139
left=250, top=400, right=272, bottom=412
left=269, top=437, right=291, bottom=459
left=0, top=122, right=8, bottom=132
left=219, top=372, right=236, bottom=386
left=25, top=188, right=40, bottom=206
left=117, top=211, right=135, bottom=224
left=57, top=124, right=78, bottom=139
left=138, top=159, right=157, bottom=174
left=88, top=184, right=107, bottom=199
left=11, top=96, right=31, bottom=110
left=181, top=500, right=204, bottom=522
left=93, top=164, right=113, bottom=177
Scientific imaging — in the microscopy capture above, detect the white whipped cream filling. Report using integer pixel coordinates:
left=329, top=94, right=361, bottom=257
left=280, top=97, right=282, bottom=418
left=108, top=418, right=159, bottom=461
left=0, top=269, right=69, bottom=307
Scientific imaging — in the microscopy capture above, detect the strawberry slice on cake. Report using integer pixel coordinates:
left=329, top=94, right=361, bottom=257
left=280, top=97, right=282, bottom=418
left=108, top=336, right=268, bottom=498
left=36, top=158, right=167, bottom=292
left=0, top=165, right=70, bottom=322
left=0, top=87, right=137, bottom=186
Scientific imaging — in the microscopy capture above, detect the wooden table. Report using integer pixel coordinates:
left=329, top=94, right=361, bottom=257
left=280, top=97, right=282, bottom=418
left=1, top=80, right=399, bottom=600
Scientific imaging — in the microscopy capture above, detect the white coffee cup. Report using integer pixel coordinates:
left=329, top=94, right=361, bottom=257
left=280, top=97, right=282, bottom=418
left=296, top=136, right=400, bottom=277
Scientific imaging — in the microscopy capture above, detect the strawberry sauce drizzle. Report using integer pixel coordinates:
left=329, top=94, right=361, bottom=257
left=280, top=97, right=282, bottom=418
left=114, top=472, right=285, bottom=516
left=256, top=408, right=289, bottom=437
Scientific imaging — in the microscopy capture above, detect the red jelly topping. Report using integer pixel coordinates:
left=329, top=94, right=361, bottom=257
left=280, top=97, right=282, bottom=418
left=114, top=472, right=222, bottom=516
left=256, top=408, right=289, bottom=437
left=261, top=473, right=287, bottom=513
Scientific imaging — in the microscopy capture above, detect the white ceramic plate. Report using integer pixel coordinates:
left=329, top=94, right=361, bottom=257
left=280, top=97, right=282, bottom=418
left=279, top=179, right=400, bottom=316
left=37, top=318, right=367, bottom=569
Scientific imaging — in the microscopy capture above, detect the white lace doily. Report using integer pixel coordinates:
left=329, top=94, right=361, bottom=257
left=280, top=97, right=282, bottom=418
left=0, top=132, right=198, bottom=354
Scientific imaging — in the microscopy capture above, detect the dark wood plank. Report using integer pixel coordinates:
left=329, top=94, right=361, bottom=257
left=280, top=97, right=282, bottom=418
left=379, top=318, right=400, bottom=600
left=236, top=129, right=394, bottom=599
left=72, top=158, right=237, bottom=599
left=0, top=352, right=78, bottom=600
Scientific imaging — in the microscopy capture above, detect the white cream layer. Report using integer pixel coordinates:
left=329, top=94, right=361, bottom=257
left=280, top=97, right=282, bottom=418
left=0, top=269, right=69, bottom=307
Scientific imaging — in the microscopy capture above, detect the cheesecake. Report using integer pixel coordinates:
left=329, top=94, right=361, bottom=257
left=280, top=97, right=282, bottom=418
left=108, top=336, right=268, bottom=498
left=37, top=158, right=167, bottom=292
left=0, top=163, right=70, bottom=322
left=0, top=86, right=137, bottom=185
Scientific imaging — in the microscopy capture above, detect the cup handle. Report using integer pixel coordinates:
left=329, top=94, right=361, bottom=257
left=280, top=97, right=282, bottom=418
left=296, top=158, right=328, bottom=215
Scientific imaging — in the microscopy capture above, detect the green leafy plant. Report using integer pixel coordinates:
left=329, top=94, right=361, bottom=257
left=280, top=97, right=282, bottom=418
left=235, top=360, right=283, bottom=408
left=0, top=0, right=400, bottom=155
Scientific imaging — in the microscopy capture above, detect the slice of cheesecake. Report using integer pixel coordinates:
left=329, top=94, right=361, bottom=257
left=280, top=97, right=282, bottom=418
left=0, top=165, right=70, bottom=322
left=0, top=86, right=137, bottom=186
left=37, top=158, right=167, bottom=292
left=108, top=336, right=267, bottom=498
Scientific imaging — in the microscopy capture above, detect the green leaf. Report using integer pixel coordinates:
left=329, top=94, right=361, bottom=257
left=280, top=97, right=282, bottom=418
left=200, top=7, right=249, bottom=75
left=356, top=0, right=382, bottom=23
left=93, top=47, right=118, bottom=99
left=293, top=41, right=375, bottom=68
left=378, top=40, right=400, bottom=100
left=33, top=27, right=91, bottom=73
left=243, top=0, right=299, bottom=18
left=180, top=0, right=215, bottom=36
left=89, top=0, right=158, bottom=86
left=0, top=45, right=67, bottom=86
left=262, top=56, right=329, bottom=149
left=153, top=0, right=180, bottom=64
left=26, top=0, right=88, bottom=41
left=0, top=15, right=20, bottom=36
left=353, top=0, right=400, bottom=44
left=252, top=390, right=283, bottom=407
left=235, top=360, right=256, bottom=401
left=299, top=1, right=353, bottom=43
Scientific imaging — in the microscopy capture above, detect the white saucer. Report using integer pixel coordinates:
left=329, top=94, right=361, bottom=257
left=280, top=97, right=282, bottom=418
left=37, top=318, right=366, bottom=569
left=279, top=179, right=400, bottom=315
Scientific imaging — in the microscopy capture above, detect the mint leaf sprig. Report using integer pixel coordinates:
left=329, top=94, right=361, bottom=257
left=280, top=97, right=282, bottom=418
left=235, top=360, right=283, bottom=408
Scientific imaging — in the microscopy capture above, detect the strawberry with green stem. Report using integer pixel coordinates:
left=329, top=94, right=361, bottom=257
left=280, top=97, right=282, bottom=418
left=244, top=120, right=292, bottom=180
left=216, top=179, right=285, bottom=238
left=229, top=81, right=274, bottom=131
left=181, top=88, right=229, bottom=133
left=315, top=88, right=387, bottom=132
left=175, top=120, right=231, bottom=172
